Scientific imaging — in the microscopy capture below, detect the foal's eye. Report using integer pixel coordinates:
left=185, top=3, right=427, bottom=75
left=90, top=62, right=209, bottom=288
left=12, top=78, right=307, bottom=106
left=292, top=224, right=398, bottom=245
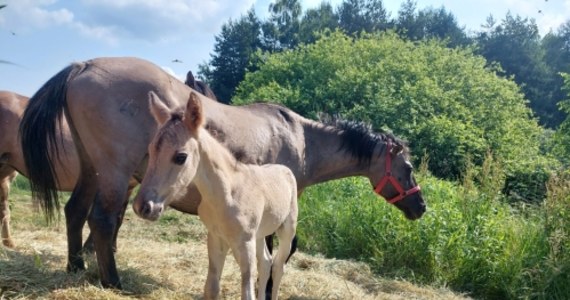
left=172, top=153, right=188, bottom=165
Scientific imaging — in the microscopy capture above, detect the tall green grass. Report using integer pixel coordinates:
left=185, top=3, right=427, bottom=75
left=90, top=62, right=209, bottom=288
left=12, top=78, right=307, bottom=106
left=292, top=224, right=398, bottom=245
left=296, top=158, right=570, bottom=299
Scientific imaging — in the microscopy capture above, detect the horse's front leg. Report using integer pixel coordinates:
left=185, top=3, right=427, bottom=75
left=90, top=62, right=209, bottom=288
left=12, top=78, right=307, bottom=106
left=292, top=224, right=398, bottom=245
left=0, top=168, right=17, bottom=248
left=204, top=233, right=229, bottom=300
left=232, top=238, right=257, bottom=300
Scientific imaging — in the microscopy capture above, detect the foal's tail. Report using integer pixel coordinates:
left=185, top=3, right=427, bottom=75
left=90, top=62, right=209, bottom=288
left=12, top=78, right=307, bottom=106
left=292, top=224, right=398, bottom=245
left=19, top=62, right=85, bottom=223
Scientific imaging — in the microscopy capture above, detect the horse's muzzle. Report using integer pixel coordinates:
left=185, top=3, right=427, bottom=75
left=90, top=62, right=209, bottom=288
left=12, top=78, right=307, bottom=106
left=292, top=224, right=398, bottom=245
left=133, top=198, right=164, bottom=221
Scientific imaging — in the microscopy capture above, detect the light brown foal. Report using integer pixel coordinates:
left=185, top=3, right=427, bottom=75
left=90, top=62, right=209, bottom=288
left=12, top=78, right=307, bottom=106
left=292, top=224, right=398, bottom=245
left=133, top=91, right=298, bottom=300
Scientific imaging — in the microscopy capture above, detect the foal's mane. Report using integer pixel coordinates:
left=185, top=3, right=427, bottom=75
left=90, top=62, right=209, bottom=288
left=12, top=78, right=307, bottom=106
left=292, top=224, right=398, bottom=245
left=326, top=119, right=408, bottom=164
left=154, top=112, right=185, bottom=152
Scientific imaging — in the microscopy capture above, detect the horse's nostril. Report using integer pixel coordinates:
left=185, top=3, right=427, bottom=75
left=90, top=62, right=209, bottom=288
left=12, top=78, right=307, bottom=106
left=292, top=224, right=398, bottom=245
left=141, top=202, right=152, bottom=217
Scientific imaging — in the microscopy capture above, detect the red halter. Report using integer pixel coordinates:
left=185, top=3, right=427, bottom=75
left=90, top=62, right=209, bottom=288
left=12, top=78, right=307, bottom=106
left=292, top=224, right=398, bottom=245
left=373, top=140, right=421, bottom=204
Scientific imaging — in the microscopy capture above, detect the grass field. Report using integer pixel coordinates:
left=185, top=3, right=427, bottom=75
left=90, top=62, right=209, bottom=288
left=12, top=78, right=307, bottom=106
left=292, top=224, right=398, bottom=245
left=0, top=176, right=468, bottom=300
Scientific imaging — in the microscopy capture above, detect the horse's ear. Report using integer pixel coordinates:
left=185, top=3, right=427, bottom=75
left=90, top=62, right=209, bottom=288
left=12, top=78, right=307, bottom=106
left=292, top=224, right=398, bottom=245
left=391, top=143, right=404, bottom=155
left=184, top=91, right=203, bottom=132
left=148, top=91, right=171, bottom=125
left=185, top=71, right=196, bottom=88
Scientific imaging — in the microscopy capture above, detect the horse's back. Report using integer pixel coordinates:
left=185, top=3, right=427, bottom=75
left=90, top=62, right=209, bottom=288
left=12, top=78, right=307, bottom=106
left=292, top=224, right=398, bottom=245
left=0, top=90, right=27, bottom=119
left=0, top=91, right=27, bottom=173
left=64, top=57, right=192, bottom=178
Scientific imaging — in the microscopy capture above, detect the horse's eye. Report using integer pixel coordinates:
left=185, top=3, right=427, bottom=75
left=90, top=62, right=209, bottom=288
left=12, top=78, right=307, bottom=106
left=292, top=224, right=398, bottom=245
left=173, top=153, right=188, bottom=165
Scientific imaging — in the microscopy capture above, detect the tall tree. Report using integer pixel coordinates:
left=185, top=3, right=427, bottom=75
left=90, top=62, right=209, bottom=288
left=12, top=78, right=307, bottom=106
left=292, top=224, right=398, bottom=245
left=542, top=21, right=570, bottom=126
left=395, top=0, right=470, bottom=47
left=261, top=0, right=302, bottom=51
left=198, top=9, right=262, bottom=103
left=476, top=13, right=556, bottom=127
left=337, top=0, right=389, bottom=34
left=298, top=2, right=339, bottom=44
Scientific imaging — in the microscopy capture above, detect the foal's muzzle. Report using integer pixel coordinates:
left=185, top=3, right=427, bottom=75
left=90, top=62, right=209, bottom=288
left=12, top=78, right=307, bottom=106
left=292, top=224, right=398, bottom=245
left=134, top=199, right=164, bottom=221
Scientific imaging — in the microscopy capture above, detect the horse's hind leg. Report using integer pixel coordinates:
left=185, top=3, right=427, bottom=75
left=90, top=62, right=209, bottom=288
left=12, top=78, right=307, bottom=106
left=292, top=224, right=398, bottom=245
left=271, top=219, right=297, bottom=300
left=0, top=167, right=17, bottom=248
left=256, top=238, right=272, bottom=300
left=87, top=175, right=132, bottom=289
left=65, top=171, right=99, bottom=272
left=82, top=178, right=138, bottom=254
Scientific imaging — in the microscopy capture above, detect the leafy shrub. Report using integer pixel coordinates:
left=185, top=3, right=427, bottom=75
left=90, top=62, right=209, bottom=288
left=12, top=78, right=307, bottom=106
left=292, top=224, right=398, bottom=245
left=234, top=30, right=551, bottom=188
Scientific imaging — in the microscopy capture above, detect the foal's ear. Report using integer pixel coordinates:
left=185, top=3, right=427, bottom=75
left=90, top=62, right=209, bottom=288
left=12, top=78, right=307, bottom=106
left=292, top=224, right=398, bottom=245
left=184, top=91, right=204, bottom=132
left=148, top=91, right=171, bottom=125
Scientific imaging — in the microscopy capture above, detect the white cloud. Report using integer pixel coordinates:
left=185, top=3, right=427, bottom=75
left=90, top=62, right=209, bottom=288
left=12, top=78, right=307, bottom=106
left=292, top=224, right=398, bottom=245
left=0, top=0, right=256, bottom=44
left=75, top=0, right=255, bottom=42
left=0, top=0, right=74, bottom=33
left=161, top=66, right=185, bottom=81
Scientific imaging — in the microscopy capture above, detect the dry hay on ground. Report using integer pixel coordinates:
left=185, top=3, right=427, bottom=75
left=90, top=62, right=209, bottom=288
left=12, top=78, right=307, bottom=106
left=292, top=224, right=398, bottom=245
left=1, top=197, right=469, bottom=299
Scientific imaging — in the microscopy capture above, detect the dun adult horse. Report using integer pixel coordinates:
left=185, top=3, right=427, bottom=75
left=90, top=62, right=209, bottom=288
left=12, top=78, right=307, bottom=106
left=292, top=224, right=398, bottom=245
left=135, top=92, right=297, bottom=299
left=20, top=57, right=425, bottom=289
left=0, top=74, right=211, bottom=249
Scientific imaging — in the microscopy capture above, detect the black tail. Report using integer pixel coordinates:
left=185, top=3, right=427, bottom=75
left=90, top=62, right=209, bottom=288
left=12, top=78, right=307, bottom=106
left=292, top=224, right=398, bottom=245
left=19, top=63, right=85, bottom=223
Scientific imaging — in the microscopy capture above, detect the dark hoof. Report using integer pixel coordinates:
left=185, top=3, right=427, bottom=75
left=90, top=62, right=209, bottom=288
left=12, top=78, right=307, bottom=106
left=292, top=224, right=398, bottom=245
left=101, top=280, right=122, bottom=290
left=82, top=242, right=95, bottom=255
left=66, top=260, right=86, bottom=273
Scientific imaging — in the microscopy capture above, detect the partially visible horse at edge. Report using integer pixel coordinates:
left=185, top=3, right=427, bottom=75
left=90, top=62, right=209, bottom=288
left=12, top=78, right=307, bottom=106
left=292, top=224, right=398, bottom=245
left=19, top=57, right=426, bottom=289
left=135, top=91, right=297, bottom=299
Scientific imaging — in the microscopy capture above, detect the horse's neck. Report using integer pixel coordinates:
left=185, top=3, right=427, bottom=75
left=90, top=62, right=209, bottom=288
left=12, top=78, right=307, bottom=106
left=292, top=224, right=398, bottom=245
left=301, top=121, right=370, bottom=186
left=192, top=128, right=238, bottom=204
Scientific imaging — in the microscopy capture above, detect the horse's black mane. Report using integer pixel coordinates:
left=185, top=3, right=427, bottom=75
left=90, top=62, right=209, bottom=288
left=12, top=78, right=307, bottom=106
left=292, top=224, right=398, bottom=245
left=328, top=119, right=408, bottom=164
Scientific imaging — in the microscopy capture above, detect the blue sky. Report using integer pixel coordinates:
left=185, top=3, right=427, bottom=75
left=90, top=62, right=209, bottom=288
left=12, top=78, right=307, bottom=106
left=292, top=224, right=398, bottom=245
left=1, top=0, right=568, bottom=96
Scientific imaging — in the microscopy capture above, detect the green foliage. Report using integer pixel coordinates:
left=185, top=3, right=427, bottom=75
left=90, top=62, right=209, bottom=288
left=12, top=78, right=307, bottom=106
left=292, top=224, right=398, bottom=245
left=551, top=73, right=570, bottom=165
left=476, top=13, right=559, bottom=128
left=234, top=31, right=546, bottom=187
left=198, top=9, right=263, bottom=103
left=337, top=0, right=389, bottom=34
left=395, top=0, right=470, bottom=47
left=414, top=116, right=486, bottom=178
left=263, top=0, right=302, bottom=50
left=297, top=159, right=570, bottom=299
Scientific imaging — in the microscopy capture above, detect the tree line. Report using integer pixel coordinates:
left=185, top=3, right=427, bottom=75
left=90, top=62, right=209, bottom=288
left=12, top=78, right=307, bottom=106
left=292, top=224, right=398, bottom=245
left=198, top=0, right=570, bottom=129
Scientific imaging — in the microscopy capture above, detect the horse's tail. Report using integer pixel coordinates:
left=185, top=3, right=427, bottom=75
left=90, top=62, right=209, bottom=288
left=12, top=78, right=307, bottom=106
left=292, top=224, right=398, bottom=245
left=19, top=62, right=85, bottom=223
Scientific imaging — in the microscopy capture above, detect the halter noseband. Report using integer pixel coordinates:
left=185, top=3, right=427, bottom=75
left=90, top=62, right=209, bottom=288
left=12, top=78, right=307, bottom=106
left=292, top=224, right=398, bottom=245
left=373, top=140, right=421, bottom=204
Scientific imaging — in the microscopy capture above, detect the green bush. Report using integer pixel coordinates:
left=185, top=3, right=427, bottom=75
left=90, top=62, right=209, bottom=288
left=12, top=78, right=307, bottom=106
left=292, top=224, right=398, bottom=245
left=414, top=116, right=486, bottom=179
left=297, top=159, right=569, bottom=299
left=234, top=31, right=552, bottom=188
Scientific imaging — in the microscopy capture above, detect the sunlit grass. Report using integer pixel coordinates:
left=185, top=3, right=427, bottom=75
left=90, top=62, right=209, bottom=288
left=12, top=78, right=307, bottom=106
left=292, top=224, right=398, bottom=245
left=1, top=178, right=468, bottom=299
left=297, top=160, right=570, bottom=299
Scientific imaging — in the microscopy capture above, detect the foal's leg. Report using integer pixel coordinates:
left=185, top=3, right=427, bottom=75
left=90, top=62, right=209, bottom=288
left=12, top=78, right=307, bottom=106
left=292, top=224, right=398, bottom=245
left=231, top=238, right=257, bottom=300
left=271, top=219, right=297, bottom=300
left=256, top=238, right=272, bottom=300
left=0, top=167, right=17, bottom=248
left=205, top=233, right=229, bottom=300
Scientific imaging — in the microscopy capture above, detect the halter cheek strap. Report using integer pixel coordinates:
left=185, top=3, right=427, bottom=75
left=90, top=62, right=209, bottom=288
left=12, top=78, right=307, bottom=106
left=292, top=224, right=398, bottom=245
left=373, top=140, right=421, bottom=204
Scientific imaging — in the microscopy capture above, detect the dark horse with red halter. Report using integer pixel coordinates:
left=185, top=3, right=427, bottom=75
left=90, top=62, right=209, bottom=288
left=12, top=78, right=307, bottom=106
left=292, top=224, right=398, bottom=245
left=19, top=57, right=425, bottom=290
